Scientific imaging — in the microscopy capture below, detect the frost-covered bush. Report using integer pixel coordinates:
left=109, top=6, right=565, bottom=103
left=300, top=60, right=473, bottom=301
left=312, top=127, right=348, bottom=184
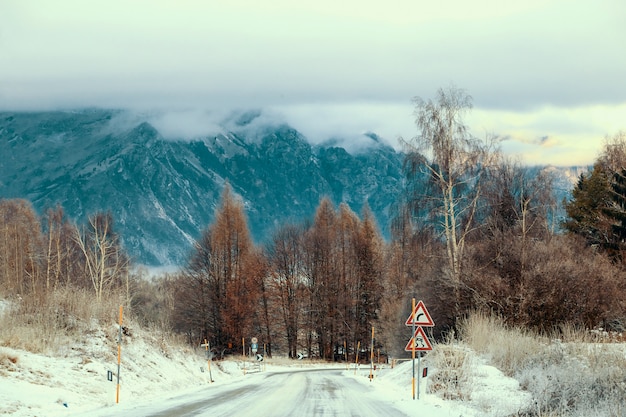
left=427, top=344, right=474, bottom=400
left=459, top=312, right=626, bottom=417
left=514, top=340, right=626, bottom=416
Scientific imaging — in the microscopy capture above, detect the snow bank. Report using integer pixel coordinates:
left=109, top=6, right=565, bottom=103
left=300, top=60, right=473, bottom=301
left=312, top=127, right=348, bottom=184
left=0, top=322, right=233, bottom=417
left=1, top=324, right=533, bottom=417
left=347, top=354, right=532, bottom=417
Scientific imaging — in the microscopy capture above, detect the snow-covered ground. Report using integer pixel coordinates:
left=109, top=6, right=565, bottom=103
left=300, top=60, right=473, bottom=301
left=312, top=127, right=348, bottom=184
left=0, top=319, right=532, bottom=417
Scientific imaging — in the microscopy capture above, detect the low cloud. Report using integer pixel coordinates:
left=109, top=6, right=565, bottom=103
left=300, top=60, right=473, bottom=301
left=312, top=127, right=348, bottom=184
left=100, top=104, right=413, bottom=155
left=147, top=109, right=226, bottom=140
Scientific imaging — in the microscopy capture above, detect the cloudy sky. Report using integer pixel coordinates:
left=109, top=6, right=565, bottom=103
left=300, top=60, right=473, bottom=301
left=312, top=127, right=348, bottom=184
left=1, top=0, right=624, bottom=165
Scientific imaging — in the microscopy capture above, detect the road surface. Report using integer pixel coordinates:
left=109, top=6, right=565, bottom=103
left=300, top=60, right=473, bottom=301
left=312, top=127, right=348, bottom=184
left=101, top=367, right=411, bottom=417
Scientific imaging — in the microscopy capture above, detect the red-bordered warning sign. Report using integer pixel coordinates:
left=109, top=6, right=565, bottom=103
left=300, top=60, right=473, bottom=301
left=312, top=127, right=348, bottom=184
left=404, top=326, right=433, bottom=352
left=405, top=300, right=434, bottom=327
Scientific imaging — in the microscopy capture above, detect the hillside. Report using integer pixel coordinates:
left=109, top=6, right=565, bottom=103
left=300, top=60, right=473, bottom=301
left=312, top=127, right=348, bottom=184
left=0, top=110, right=587, bottom=267
left=0, top=110, right=403, bottom=266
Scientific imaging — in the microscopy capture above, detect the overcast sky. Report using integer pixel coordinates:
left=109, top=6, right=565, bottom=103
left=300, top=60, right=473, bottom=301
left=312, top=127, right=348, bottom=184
left=1, top=0, right=625, bottom=165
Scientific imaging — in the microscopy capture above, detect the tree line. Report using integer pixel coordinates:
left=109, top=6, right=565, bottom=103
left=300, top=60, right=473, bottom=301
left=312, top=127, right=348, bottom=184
left=171, top=187, right=385, bottom=360
left=1, top=86, right=626, bottom=359
left=0, top=202, right=128, bottom=303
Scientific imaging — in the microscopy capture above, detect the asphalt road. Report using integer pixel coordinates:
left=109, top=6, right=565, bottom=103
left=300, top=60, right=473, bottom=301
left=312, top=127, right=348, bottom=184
left=130, top=367, right=411, bottom=417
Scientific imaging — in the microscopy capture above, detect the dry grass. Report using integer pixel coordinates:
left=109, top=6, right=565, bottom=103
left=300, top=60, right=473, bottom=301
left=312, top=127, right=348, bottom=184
left=456, top=311, right=626, bottom=417
left=458, top=311, right=545, bottom=377
left=0, top=287, right=124, bottom=354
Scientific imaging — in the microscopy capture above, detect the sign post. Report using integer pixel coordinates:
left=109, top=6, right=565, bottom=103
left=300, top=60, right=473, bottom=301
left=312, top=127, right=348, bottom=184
left=201, top=339, right=214, bottom=383
left=353, top=341, right=360, bottom=375
left=411, top=299, right=416, bottom=399
left=242, top=337, right=246, bottom=375
left=405, top=299, right=434, bottom=400
left=369, top=327, right=375, bottom=381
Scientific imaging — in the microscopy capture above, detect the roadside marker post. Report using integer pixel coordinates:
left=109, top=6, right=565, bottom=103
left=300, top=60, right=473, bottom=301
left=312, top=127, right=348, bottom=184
left=354, top=340, right=360, bottom=375
left=201, top=339, right=214, bottom=383
left=242, top=337, right=246, bottom=375
left=116, top=305, right=123, bottom=404
left=369, top=327, right=375, bottom=381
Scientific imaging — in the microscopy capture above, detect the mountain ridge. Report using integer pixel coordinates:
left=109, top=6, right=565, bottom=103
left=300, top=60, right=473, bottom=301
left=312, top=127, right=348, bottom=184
left=0, top=109, right=404, bottom=266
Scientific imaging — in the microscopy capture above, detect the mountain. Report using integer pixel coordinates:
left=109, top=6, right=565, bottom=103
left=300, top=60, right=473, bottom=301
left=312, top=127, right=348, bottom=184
left=0, top=109, right=405, bottom=266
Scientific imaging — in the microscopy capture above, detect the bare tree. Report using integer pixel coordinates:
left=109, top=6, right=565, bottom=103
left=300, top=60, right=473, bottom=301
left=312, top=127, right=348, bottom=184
left=304, top=197, right=339, bottom=359
left=353, top=206, right=384, bottom=348
left=212, top=185, right=263, bottom=351
left=175, top=227, right=218, bottom=344
left=74, top=212, right=128, bottom=302
left=265, top=223, right=307, bottom=358
left=176, top=184, right=262, bottom=350
left=0, top=199, right=44, bottom=296
left=600, top=131, right=626, bottom=172
left=42, top=205, right=78, bottom=291
left=402, top=85, right=498, bottom=318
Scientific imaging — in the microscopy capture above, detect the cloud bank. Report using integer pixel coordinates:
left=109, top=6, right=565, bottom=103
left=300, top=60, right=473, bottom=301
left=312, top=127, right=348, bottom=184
left=0, top=0, right=624, bottom=165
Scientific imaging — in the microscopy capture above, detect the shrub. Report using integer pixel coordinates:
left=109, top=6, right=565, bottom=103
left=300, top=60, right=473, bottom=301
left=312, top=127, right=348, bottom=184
left=460, top=312, right=626, bottom=417
left=459, top=311, right=544, bottom=377
left=0, top=287, right=123, bottom=353
left=427, top=344, right=474, bottom=401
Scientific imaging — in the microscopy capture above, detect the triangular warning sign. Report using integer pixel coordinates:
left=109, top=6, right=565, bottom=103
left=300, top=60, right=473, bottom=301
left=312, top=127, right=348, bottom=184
left=405, top=300, right=434, bottom=327
left=404, top=327, right=433, bottom=352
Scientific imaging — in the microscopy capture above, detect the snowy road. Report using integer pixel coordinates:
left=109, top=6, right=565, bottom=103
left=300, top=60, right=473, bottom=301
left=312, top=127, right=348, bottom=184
left=98, top=367, right=411, bottom=417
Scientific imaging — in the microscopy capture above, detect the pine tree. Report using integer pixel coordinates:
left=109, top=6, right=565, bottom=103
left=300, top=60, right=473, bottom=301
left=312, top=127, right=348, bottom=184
left=606, top=168, right=626, bottom=261
left=563, top=163, right=613, bottom=252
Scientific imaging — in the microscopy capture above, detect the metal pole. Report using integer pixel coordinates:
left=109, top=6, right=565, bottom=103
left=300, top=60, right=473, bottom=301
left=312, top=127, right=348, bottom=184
left=242, top=337, right=246, bottom=375
left=354, top=341, right=360, bottom=375
left=369, top=327, right=374, bottom=381
left=411, top=298, right=416, bottom=400
left=116, top=305, right=123, bottom=404
left=417, top=352, right=421, bottom=399
left=204, top=339, right=214, bottom=383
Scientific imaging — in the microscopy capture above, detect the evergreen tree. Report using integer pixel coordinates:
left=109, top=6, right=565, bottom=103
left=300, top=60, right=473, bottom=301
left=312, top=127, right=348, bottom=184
left=606, top=168, right=626, bottom=261
left=562, top=161, right=626, bottom=263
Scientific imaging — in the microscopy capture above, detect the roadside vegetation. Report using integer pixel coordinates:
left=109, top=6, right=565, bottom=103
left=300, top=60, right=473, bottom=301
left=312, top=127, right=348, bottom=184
left=2, top=86, right=626, bottom=416
left=426, top=312, right=626, bottom=416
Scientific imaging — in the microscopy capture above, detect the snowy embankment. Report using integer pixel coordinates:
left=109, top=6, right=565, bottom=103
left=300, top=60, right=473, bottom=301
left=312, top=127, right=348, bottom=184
left=0, top=322, right=222, bottom=416
left=0, top=317, right=533, bottom=417
left=348, top=353, right=531, bottom=417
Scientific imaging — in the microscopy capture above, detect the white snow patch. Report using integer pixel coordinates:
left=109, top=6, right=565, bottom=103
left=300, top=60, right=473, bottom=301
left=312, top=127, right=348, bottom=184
left=347, top=357, right=532, bottom=417
left=0, top=299, right=11, bottom=317
left=0, top=328, right=533, bottom=417
left=0, top=323, right=231, bottom=417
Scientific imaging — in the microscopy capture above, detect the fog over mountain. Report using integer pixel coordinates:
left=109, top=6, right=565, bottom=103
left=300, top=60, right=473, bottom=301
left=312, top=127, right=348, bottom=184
left=0, top=109, right=405, bottom=266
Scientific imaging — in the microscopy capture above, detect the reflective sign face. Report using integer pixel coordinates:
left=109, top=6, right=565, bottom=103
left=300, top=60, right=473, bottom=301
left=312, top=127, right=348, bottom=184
left=405, top=300, right=435, bottom=327
left=404, top=327, right=433, bottom=352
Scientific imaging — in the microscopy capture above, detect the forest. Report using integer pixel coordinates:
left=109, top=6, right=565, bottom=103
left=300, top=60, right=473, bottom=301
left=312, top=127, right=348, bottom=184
left=1, top=86, right=626, bottom=360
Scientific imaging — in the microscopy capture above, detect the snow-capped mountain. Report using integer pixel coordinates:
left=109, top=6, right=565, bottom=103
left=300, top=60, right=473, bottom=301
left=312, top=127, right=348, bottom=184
left=0, top=109, right=404, bottom=266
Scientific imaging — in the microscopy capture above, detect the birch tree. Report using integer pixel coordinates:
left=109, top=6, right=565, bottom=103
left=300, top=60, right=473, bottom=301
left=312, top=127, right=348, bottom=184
left=74, top=212, right=128, bottom=301
left=402, top=86, right=497, bottom=318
